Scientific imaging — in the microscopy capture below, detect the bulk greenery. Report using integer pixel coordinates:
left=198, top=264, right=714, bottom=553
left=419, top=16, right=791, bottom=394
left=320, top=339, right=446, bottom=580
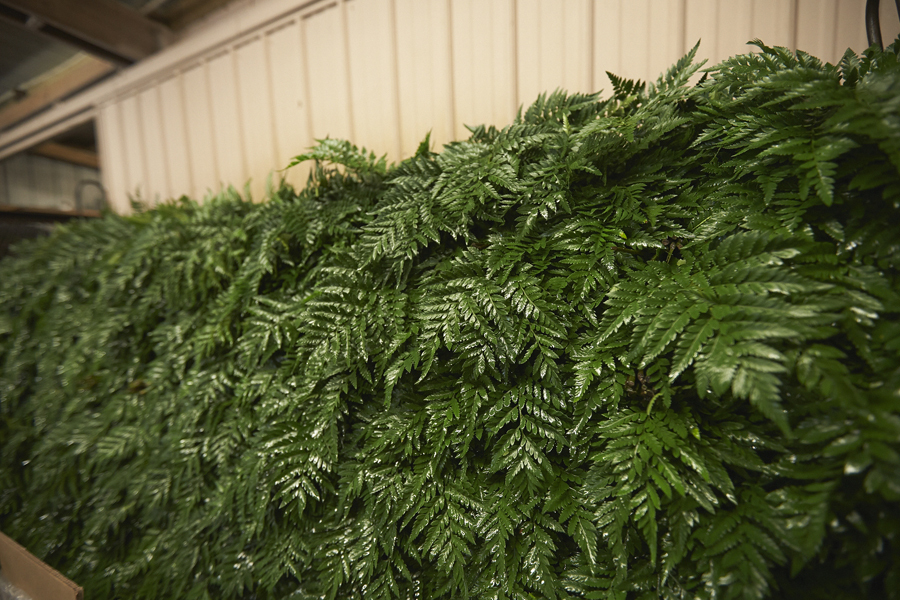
left=2, top=40, right=900, bottom=600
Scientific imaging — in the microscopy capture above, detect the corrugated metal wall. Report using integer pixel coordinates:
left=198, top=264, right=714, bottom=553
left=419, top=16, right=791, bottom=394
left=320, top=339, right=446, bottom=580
left=97, top=0, right=881, bottom=212
left=0, top=154, right=102, bottom=211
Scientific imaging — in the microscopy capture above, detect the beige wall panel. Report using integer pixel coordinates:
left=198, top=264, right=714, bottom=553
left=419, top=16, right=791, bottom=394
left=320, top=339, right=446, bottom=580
left=119, top=93, right=147, bottom=200
left=685, top=0, right=720, bottom=70
left=592, top=0, right=683, bottom=85
left=834, top=0, right=867, bottom=57
left=517, top=0, right=592, bottom=106
left=394, top=0, right=455, bottom=155
left=751, top=0, right=796, bottom=50
left=811, top=0, right=887, bottom=63
left=267, top=20, right=313, bottom=189
left=717, top=0, right=755, bottom=61
left=518, top=0, right=553, bottom=101
left=562, top=0, right=594, bottom=92
left=593, top=0, right=623, bottom=90
left=831, top=0, right=898, bottom=61
left=619, top=0, right=651, bottom=81
left=303, top=4, right=354, bottom=143
left=88, top=0, right=886, bottom=214
left=236, top=37, right=278, bottom=202
left=97, top=102, right=131, bottom=213
left=181, top=64, right=219, bottom=199
left=207, top=51, right=247, bottom=191
left=686, top=0, right=799, bottom=80
left=881, top=0, right=900, bottom=46
left=647, top=0, right=684, bottom=82
left=796, top=0, right=839, bottom=62
left=159, top=75, right=193, bottom=201
left=346, top=0, right=402, bottom=161
left=138, top=86, right=170, bottom=203
left=450, top=0, right=516, bottom=139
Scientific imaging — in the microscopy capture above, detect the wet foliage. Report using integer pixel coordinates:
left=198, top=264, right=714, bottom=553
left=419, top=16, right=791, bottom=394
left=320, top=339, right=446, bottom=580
left=2, top=40, right=899, bottom=599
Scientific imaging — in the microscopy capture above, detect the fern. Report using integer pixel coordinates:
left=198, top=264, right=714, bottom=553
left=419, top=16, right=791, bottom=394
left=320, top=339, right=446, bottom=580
left=2, top=38, right=900, bottom=600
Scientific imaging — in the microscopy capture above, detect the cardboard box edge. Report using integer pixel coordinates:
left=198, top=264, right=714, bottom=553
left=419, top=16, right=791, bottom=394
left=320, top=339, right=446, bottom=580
left=0, top=531, right=83, bottom=600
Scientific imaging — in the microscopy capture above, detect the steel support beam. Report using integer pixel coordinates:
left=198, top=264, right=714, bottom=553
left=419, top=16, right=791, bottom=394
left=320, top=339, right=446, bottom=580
left=0, top=0, right=171, bottom=63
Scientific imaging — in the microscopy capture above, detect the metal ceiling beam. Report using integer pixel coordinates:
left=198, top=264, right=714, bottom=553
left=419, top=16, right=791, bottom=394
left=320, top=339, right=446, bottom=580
left=0, top=0, right=171, bottom=64
left=0, top=54, right=114, bottom=131
left=161, top=0, right=234, bottom=31
left=29, top=142, right=100, bottom=169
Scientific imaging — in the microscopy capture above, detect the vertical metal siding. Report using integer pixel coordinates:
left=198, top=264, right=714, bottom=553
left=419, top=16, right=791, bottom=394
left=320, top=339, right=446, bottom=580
left=235, top=37, right=279, bottom=201
left=620, top=1, right=653, bottom=81
left=797, top=0, right=839, bottom=60
left=207, top=50, right=247, bottom=191
left=159, top=75, right=194, bottom=200
left=97, top=102, right=129, bottom=212
left=882, top=0, right=900, bottom=42
left=517, top=0, right=593, bottom=106
left=649, top=0, right=685, bottom=78
left=303, top=4, right=355, bottom=143
left=346, top=0, right=403, bottom=160
left=266, top=19, right=314, bottom=189
left=4, top=156, right=29, bottom=206
left=751, top=0, right=796, bottom=49
left=97, top=0, right=875, bottom=211
left=138, top=86, right=170, bottom=202
left=797, top=0, right=872, bottom=63
left=0, top=154, right=101, bottom=211
left=30, top=156, right=62, bottom=208
left=394, top=0, right=455, bottom=155
left=181, top=63, right=218, bottom=199
left=450, top=0, right=517, bottom=140
left=593, top=1, right=623, bottom=84
left=118, top=94, right=147, bottom=200
left=718, top=0, right=757, bottom=62
left=595, top=0, right=686, bottom=84
left=835, top=0, right=867, bottom=57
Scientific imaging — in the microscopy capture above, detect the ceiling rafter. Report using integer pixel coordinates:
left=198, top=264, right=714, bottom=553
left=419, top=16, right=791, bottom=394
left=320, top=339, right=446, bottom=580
left=0, top=53, right=114, bottom=131
left=30, top=141, right=100, bottom=168
left=0, top=0, right=172, bottom=64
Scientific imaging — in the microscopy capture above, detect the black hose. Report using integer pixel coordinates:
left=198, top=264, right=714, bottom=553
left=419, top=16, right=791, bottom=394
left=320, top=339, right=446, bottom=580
left=867, top=0, right=883, bottom=50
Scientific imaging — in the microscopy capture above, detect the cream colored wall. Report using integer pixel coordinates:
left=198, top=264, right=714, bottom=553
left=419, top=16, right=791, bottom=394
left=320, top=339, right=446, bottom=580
left=96, top=0, right=889, bottom=212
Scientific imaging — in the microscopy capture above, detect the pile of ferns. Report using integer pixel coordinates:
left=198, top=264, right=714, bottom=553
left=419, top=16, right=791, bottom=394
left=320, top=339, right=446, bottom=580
left=2, top=40, right=900, bottom=600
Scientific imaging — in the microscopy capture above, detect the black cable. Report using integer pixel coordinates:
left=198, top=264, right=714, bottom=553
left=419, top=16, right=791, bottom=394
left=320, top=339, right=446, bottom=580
left=865, top=0, right=900, bottom=51
left=867, top=0, right=883, bottom=50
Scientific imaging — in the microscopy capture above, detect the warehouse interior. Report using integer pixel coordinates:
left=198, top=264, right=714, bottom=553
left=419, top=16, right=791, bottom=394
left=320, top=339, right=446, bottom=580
left=0, top=0, right=898, bottom=246
left=2, top=2, right=900, bottom=598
